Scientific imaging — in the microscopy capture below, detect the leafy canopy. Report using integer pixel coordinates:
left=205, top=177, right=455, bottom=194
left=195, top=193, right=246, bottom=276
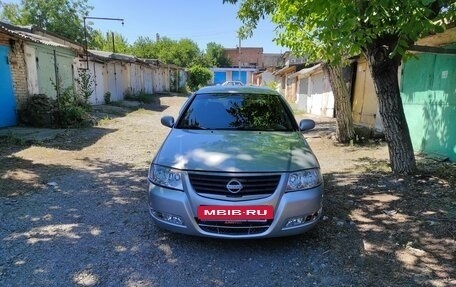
left=90, top=30, right=129, bottom=53
left=226, top=0, right=456, bottom=63
left=130, top=36, right=203, bottom=67
left=0, top=0, right=93, bottom=43
left=205, top=42, right=232, bottom=67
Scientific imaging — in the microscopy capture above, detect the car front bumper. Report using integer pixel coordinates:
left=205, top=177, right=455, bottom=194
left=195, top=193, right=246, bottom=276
left=148, top=175, right=323, bottom=239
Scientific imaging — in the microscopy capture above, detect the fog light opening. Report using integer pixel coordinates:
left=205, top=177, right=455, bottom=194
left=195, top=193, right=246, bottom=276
left=151, top=209, right=185, bottom=226
left=285, top=217, right=306, bottom=228
left=285, top=211, right=320, bottom=228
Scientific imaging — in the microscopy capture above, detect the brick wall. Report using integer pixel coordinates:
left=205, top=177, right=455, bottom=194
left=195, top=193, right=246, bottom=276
left=0, top=33, right=9, bottom=45
left=225, top=47, right=264, bottom=68
left=0, top=33, right=29, bottom=109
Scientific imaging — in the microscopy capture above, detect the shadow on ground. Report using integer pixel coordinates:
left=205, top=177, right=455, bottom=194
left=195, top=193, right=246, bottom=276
left=1, top=101, right=454, bottom=286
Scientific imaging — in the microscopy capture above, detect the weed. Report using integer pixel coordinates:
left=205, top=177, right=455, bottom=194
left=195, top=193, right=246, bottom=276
left=98, top=115, right=112, bottom=126
left=124, top=89, right=156, bottom=104
left=76, top=69, right=94, bottom=104
left=4, top=131, right=26, bottom=146
left=104, top=91, right=111, bottom=104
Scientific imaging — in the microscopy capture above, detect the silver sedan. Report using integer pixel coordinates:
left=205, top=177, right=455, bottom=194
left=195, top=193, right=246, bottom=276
left=148, top=85, right=323, bottom=238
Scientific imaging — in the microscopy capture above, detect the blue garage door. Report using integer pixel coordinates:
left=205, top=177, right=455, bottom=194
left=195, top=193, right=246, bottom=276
left=232, top=71, right=247, bottom=84
left=213, top=72, right=226, bottom=85
left=0, top=45, right=17, bottom=128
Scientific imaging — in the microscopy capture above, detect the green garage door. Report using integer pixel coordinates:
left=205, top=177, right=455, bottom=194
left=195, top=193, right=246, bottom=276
left=401, top=52, right=456, bottom=161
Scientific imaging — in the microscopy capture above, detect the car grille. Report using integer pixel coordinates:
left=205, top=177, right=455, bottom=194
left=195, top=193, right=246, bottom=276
left=188, top=173, right=281, bottom=197
left=196, top=219, right=272, bottom=235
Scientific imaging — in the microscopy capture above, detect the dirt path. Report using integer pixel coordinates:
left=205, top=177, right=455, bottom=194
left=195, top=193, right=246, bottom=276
left=0, top=96, right=454, bottom=286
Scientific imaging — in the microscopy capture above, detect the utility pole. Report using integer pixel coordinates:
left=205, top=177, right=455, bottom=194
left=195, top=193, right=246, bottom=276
left=238, top=37, right=241, bottom=82
left=83, top=16, right=124, bottom=69
left=111, top=32, right=116, bottom=53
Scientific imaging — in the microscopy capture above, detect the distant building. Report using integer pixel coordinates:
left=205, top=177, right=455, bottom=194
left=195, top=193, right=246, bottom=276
left=211, top=67, right=257, bottom=86
left=223, top=47, right=282, bottom=69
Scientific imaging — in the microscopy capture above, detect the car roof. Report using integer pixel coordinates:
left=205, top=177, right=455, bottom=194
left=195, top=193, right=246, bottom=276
left=195, top=85, right=280, bottom=95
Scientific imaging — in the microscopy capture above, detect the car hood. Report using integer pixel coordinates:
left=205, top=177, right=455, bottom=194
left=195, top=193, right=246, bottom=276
left=154, top=129, right=320, bottom=172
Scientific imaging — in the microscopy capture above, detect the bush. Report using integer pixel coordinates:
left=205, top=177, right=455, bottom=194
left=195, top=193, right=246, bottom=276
left=54, top=87, right=92, bottom=128
left=104, top=92, right=111, bottom=104
left=23, top=94, right=54, bottom=127
left=187, top=65, right=212, bottom=91
left=57, top=105, right=90, bottom=127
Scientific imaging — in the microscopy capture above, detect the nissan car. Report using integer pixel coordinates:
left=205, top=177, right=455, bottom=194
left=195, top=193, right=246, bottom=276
left=148, top=85, right=323, bottom=238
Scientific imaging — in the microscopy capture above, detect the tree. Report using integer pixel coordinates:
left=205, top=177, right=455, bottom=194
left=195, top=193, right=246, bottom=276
left=173, top=38, right=202, bottom=67
left=90, top=30, right=129, bottom=53
left=187, top=65, right=212, bottom=91
left=322, top=63, right=355, bottom=144
left=130, top=36, right=202, bottom=67
left=225, top=0, right=455, bottom=174
left=0, top=1, right=21, bottom=23
left=226, top=0, right=355, bottom=144
left=130, top=36, right=156, bottom=59
left=205, top=42, right=232, bottom=67
left=0, top=0, right=93, bottom=43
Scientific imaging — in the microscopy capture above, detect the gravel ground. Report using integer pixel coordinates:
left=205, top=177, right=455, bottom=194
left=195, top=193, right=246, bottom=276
left=1, top=95, right=455, bottom=287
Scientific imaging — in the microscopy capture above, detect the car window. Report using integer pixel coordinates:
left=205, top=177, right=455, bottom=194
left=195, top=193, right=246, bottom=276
left=176, top=93, right=295, bottom=131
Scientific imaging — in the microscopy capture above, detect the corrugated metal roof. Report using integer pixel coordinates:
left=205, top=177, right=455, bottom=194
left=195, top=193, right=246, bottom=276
left=272, top=65, right=296, bottom=76
left=0, top=21, right=69, bottom=48
left=88, top=49, right=138, bottom=62
left=289, top=63, right=323, bottom=78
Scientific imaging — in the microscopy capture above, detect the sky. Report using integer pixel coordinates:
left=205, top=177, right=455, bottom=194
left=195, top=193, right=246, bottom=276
left=2, top=0, right=286, bottom=53
left=84, top=0, right=285, bottom=53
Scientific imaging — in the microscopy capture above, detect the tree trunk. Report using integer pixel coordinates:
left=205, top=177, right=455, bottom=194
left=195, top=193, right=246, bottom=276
left=364, top=38, right=416, bottom=174
left=323, top=62, right=355, bottom=143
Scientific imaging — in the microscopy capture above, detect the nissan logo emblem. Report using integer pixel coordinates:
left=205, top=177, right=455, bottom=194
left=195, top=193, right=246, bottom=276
left=226, top=179, right=243, bottom=194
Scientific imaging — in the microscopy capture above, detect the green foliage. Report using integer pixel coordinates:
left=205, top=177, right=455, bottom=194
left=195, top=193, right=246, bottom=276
left=89, top=30, right=130, bottom=53
left=130, top=36, right=156, bottom=59
left=124, top=89, right=155, bottom=104
left=4, top=130, right=25, bottom=146
left=49, top=75, right=91, bottom=127
left=0, top=1, right=21, bottom=23
left=104, top=91, right=111, bottom=104
left=130, top=37, right=231, bottom=68
left=130, top=36, right=202, bottom=67
left=0, top=0, right=93, bottom=43
left=76, top=69, right=94, bottom=104
left=187, top=65, right=212, bottom=91
left=204, top=42, right=231, bottom=67
left=24, top=94, right=54, bottom=127
left=55, top=86, right=91, bottom=127
left=228, top=0, right=455, bottom=64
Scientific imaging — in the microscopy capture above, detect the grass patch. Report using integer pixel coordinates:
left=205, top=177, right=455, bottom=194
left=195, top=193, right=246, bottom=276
left=354, top=157, right=391, bottom=173
left=1, top=131, right=26, bottom=146
left=124, top=90, right=158, bottom=104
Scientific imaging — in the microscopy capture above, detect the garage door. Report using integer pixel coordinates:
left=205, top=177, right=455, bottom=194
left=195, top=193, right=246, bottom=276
left=232, top=71, right=247, bottom=84
left=0, top=45, right=17, bottom=128
left=213, top=72, right=226, bottom=85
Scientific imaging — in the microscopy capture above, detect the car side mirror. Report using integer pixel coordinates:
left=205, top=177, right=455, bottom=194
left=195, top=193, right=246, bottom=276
left=299, top=119, right=315, bottom=131
left=161, top=116, right=175, bottom=128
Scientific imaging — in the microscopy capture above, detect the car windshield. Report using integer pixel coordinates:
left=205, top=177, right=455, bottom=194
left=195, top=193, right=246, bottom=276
left=176, top=93, right=296, bottom=131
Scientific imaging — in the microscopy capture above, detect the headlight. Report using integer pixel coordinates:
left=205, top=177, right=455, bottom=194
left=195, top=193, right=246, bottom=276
left=148, top=164, right=183, bottom=191
left=286, top=168, right=322, bottom=192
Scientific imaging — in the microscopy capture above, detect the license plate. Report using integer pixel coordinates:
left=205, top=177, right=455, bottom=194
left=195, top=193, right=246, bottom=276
left=197, top=205, right=274, bottom=221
